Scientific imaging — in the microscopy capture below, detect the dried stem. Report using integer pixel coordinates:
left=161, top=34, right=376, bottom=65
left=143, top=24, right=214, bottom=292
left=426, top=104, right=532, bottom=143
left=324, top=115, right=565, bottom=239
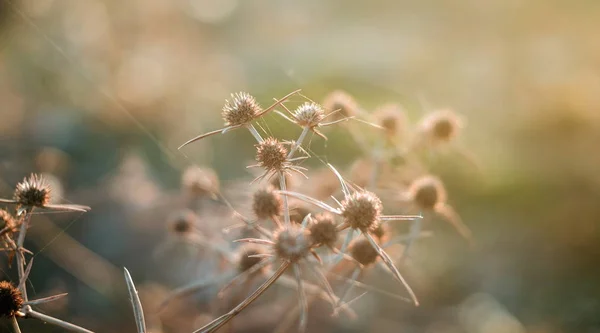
left=24, top=308, right=94, bottom=333
left=124, top=268, right=147, bottom=333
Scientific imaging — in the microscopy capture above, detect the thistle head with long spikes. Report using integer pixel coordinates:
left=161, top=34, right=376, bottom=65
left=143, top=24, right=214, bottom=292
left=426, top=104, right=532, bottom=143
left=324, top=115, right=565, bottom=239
left=14, top=174, right=51, bottom=208
left=0, top=281, right=23, bottom=318
left=222, top=92, right=262, bottom=126
left=255, top=138, right=288, bottom=173
left=341, top=191, right=382, bottom=233
left=273, top=226, right=312, bottom=262
left=309, top=213, right=338, bottom=248
left=252, top=187, right=283, bottom=220
left=293, top=102, right=326, bottom=128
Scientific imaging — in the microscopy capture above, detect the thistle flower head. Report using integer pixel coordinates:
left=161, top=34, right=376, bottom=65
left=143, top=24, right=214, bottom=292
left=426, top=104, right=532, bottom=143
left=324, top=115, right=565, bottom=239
left=374, top=104, right=407, bottom=137
left=419, top=110, right=463, bottom=142
left=308, top=213, right=338, bottom=247
left=168, top=209, right=197, bottom=235
left=255, top=138, right=288, bottom=172
left=237, top=245, right=266, bottom=273
left=0, top=281, right=23, bottom=317
left=341, top=191, right=382, bottom=232
left=14, top=174, right=51, bottom=208
left=293, top=102, right=326, bottom=128
left=181, top=166, right=219, bottom=197
left=409, top=176, right=446, bottom=210
left=222, top=92, right=262, bottom=126
left=323, top=90, right=358, bottom=120
left=252, top=187, right=283, bottom=219
left=273, top=226, right=311, bottom=262
left=0, top=209, right=15, bottom=230
left=349, top=238, right=378, bottom=266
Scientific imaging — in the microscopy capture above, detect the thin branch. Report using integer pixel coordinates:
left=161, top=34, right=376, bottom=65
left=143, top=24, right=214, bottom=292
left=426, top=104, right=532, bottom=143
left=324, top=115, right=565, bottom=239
left=123, top=268, right=147, bottom=333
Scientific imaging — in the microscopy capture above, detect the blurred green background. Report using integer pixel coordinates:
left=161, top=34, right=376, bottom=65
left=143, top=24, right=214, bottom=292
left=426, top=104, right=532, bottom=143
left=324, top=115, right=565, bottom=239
left=1, top=0, right=600, bottom=332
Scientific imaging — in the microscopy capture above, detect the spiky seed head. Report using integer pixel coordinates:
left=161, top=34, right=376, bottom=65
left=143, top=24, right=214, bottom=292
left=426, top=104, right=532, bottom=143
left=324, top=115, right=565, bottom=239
left=289, top=203, right=312, bottom=224
left=222, top=92, right=262, bottom=126
left=14, top=174, right=51, bottom=208
left=293, top=102, right=326, bottom=128
left=0, top=281, right=23, bottom=317
left=255, top=137, right=288, bottom=172
left=273, top=226, right=311, bottom=262
left=252, top=187, right=283, bottom=219
left=409, top=176, right=446, bottom=210
left=419, top=110, right=462, bottom=142
left=168, top=209, right=197, bottom=235
left=0, top=210, right=15, bottom=230
left=349, top=239, right=378, bottom=266
left=309, top=213, right=338, bottom=247
left=237, top=245, right=266, bottom=273
left=374, top=104, right=407, bottom=137
left=181, top=166, right=219, bottom=197
left=341, top=191, right=382, bottom=232
left=322, top=90, right=358, bottom=120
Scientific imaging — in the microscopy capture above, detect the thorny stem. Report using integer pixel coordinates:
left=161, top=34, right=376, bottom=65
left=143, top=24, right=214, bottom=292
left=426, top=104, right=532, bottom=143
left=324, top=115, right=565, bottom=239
left=24, top=308, right=94, bottom=333
left=16, top=208, right=32, bottom=301
left=287, top=126, right=309, bottom=159
left=279, top=172, right=291, bottom=227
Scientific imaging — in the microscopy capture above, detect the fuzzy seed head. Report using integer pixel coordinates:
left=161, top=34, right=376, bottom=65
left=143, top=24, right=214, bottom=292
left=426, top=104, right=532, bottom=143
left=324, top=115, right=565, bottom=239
left=293, top=102, right=326, bottom=128
left=255, top=138, right=288, bottom=172
left=237, top=245, right=266, bottom=273
left=409, top=176, right=446, bottom=210
left=419, top=110, right=462, bottom=142
left=168, top=210, right=197, bottom=235
left=252, top=188, right=283, bottom=219
left=14, top=174, right=51, bottom=208
left=222, top=92, right=262, bottom=126
left=273, top=226, right=311, bottom=262
left=349, top=239, right=378, bottom=266
left=0, top=210, right=15, bottom=231
left=323, top=90, right=358, bottom=120
left=181, top=166, right=220, bottom=197
left=0, top=281, right=23, bottom=317
left=341, top=191, right=382, bottom=232
left=309, top=213, right=338, bottom=247
left=374, top=104, right=407, bottom=137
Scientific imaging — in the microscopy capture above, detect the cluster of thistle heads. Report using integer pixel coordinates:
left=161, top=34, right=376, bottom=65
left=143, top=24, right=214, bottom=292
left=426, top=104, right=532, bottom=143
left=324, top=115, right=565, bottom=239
left=162, top=89, right=476, bottom=333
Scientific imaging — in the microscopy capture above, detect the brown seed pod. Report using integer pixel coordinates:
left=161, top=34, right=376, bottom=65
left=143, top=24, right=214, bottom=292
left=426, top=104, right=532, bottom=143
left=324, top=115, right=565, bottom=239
left=349, top=238, right=378, bottom=266
left=293, top=102, right=326, bottom=128
left=255, top=138, right=288, bottom=173
left=222, top=92, right=262, bottom=126
left=322, top=90, right=358, bottom=121
left=309, top=213, right=338, bottom=248
left=252, top=188, right=283, bottom=220
left=273, top=226, right=311, bottom=262
left=373, top=104, right=407, bottom=137
left=408, top=176, right=446, bottom=210
left=168, top=210, right=197, bottom=235
left=237, top=245, right=266, bottom=273
left=14, top=174, right=51, bottom=208
left=0, top=281, right=23, bottom=317
left=181, top=166, right=220, bottom=197
left=341, top=191, right=382, bottom=232
left=418, top=110, right=463, bottom=143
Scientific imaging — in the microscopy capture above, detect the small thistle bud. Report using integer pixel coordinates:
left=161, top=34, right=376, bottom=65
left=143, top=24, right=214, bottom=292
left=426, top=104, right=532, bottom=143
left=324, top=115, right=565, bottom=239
left=168, top=210, right=197, bottom=235
left=273, top=226, right=311, bottom=262
left=418, top=110, right=463, bottom=143
left=293, top=102, right=326, bottom=128
left=222, top=92, right=262, bottom=126
left=255, top=138, right=288, bottom=172
left=341, top=191, right=382, bottom=232
left=14, top=174, right=51, bottom=208
left=409, top=176, right=446, bottom=210
left=237, top=245, right=266, bottom=273
left=252, top=188, right=283, bottom=220
left=0, top=209, right=15, bottom=230
left=309, top=213, right=338, bottom=247
left=0, top=281, right=23, bottom=317
left=181, top=166, right=220, bottom=198
left=349, top=239, right=378, bottom=266
left=374, top=104, right=407, bottom=137
left=323, top=90, right=358, bottom=120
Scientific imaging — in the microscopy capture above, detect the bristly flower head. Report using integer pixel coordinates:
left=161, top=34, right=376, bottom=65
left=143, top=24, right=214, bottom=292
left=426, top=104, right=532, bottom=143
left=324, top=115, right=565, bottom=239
left=349, top=238, right=379, bottom=266
left=168, top=209, right=197, bottom=235
left=341, top=191, right=382, bottom=233
left=309, top=213, right=338, bottom=248
left=255, top=137, right=288, bottom=173
left=408, top=176, right=446, bottom=210
left=418, top=109, right=463, bottom=143
left=0, top=281, right=23, bottom=317
left=374, top=104, right=407, bottom=138
left=273, top=225, right=311, bottom=262
left=222, top=92, right=262, bottom=127
left=252, top=187, right=283, bottom=220
left=14, top=174, right=51, bottom=208
left=293, top=102, right=326, bottom=128
left=181, top=166, right=220, bottom=198
left=237, top=245, right=266, bottom=273
left=323, top=90, right=358, bottom=121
